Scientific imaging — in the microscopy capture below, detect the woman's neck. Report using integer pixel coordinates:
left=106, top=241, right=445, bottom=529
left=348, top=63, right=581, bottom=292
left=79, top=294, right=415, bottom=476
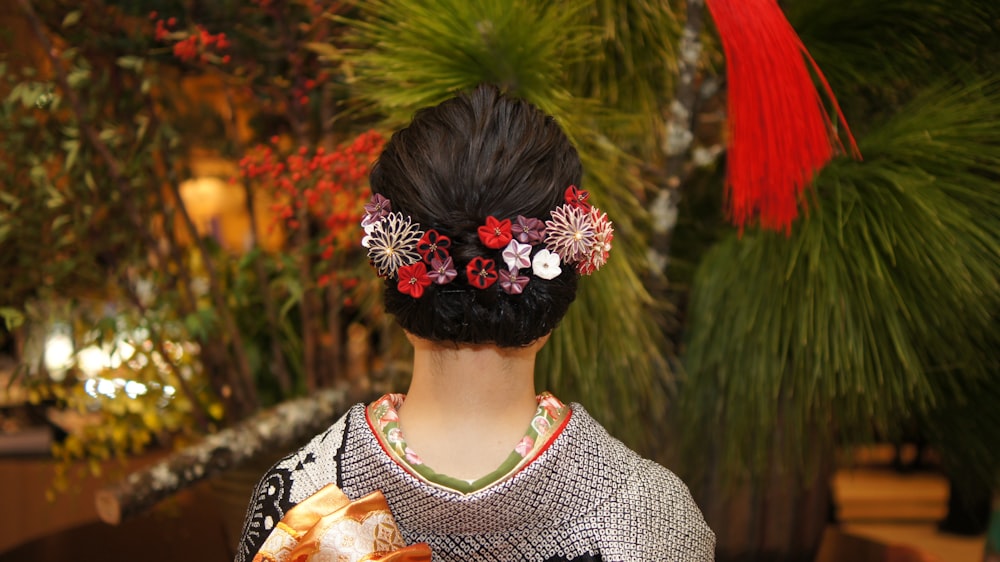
left=395, top=335, right=543, bottom=481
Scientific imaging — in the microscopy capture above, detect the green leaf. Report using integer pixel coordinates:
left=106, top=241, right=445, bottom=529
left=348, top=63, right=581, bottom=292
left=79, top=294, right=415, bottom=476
left=66, top=68, right=90, bottom=89
left=29, top=165, right=49, bottom=188
left=303, top=42, right=341, bottom=60
left=116, top=56, right=144, bottom=71
left=62, top=11, right=82, bottom=28
left=51, top=215, right=71, bottom=232
left=0, top=191, right=19, bottom=208
left=63, top=139, right=80, bottom=171
left=0, top=307, right=25, bottom=329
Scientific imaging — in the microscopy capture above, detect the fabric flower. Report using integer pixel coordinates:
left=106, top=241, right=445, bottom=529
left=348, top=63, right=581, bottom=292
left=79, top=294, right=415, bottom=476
left=427, top=256, right=458, bottom=285
left=577, top=208, right=614, bottom=275
left=511, top=215, right=546, bottom=245
left=564, top=185, right=591, bottom=210
left=531, top=249, right=562, bottom=280
left=465, top=257, right=498, bottom=289
left=417, top=229, right=451, bottom=263
left=477, top=216, right=513, bottom=249
left=498, top=268, right=529, bottom=295
left=366, top=212, right=423, bottom=278
left=362, top=193, right=392, bottom=227
left=514, top=436, right=535, bottom=457
left=545, top=204, right=595, bottom=263
left=501, top=239, right=531, bottom=271
left=397, top=262, right=432, bottom=298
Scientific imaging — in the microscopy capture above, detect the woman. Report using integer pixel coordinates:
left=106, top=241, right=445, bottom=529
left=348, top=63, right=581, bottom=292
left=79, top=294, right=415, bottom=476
left=236, top=85, right=715, bottom=562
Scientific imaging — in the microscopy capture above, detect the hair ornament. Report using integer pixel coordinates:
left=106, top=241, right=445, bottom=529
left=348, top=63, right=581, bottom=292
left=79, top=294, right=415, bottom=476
left=417, top=229, right=451, bottom=262
left=360, top=189, right=612, bottom=298
left=545, top=204, right=595, bottom=263
left=578, top=208, right=614, bottom=275
left=512, top=215, right=545, bottom=245
left=364, top=211, right=423, bottom=278
left=502, top=239, right=532, bottom=271
left=466, top=257, right=498, bottom=289
left=478, top=216, right=513, bottom=249
left=564, top=185, right=591, bottom=210
left=427, top=256, right=457, bottom=285
left=531, top=249, right=562, bottom=280
left=362, top=193, right=392, bottom=228
left=499, top=268, right=530, bottom=295
left=397, top=262, right=432, bottom=298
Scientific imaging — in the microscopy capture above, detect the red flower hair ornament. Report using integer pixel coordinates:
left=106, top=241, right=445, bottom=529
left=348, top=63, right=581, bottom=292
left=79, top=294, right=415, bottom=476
left=397, top=262, right=432, bottom=298
left=477, top=216, right=512, bottom=249
left=360, top=191, right=612, bottom=299
left=466, top=257, right=498, bottom=289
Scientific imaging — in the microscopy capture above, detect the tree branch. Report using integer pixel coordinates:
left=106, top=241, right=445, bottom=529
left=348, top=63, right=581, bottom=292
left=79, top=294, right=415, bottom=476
left=95, top=385, right=354, bottom=525
left=649, top=0, right=706, bottom=276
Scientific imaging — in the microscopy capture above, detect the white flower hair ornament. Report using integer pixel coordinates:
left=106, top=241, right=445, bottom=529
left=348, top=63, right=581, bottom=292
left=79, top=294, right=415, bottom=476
left=359, top=186, right=613, bottom=299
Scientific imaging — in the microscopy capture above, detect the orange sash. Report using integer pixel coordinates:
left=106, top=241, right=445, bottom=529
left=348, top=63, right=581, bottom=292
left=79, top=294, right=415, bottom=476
left=252, top=483, right=432, bottom=562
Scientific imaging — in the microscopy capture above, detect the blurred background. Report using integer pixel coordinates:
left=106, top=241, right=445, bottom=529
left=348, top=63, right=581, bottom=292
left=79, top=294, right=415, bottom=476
left=0, top=1, right=998, bottom=561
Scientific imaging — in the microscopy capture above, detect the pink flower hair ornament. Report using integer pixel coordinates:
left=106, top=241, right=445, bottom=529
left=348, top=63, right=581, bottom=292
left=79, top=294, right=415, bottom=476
left=360, top=187, right=613, bottom=299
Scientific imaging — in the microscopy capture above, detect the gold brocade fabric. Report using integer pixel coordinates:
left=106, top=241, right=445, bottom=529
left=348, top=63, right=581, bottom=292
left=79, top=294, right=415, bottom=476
left=252, top=483, right=432, bottom=562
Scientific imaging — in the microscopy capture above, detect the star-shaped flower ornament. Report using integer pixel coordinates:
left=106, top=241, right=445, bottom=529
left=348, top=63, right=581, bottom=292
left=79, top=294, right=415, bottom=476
left=397, top=262, right=432, bottom=298
left=477, top=216, right=513, bottom=249
left=428, top=256, right=458, bottom=285
left=502, top=239, right=532, bottom=271
left=511, top=215, right=546, bottom=245
left=362, top=193, right=392, bottom=227
left=499, top=268, right=530, bottom=295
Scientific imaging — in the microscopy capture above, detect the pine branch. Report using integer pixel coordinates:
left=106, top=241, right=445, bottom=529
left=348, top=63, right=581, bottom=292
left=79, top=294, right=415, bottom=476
left=95, top=385, right=354, bottom=525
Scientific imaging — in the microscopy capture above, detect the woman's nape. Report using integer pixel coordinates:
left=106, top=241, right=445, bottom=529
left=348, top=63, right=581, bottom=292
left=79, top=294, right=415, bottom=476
left=396, top=332, right=548, bottom=482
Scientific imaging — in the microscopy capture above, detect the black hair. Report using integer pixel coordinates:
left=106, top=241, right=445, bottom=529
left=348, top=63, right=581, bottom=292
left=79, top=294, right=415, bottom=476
left=369, top=84, right=583, bottom=347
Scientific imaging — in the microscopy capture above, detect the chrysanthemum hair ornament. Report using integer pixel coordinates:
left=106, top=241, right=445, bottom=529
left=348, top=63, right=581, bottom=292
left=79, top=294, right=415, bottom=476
left=361, top=186, right=613, bottom=298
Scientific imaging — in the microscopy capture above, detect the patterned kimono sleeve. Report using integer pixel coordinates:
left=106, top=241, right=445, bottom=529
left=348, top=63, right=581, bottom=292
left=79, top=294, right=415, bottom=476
left=233, top=410, right=353, bottom=562
left=234, top=452, right=314, bottom=562
left=600, top=460, right=716, bottom=561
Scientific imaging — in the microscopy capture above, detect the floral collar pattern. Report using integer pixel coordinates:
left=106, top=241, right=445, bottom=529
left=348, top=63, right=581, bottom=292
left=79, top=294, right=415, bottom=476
left=366, top=392, right=571, bottom=495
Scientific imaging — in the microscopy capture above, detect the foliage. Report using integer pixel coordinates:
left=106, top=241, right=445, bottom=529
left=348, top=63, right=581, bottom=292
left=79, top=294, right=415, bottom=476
left=0, top=0, right=383, bottom=483
left=786, top=0, right=1000, bottom=116
left=680, top=80, right=1000, bottom=483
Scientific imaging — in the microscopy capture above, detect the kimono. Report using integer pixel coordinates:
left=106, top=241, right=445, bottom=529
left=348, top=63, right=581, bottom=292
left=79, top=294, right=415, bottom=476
left=235, top=395, right=715, bottom=562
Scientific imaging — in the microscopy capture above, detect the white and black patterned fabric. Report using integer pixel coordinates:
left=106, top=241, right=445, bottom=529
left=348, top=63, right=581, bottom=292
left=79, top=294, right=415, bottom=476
left=235, top=403, right=715, bottom=562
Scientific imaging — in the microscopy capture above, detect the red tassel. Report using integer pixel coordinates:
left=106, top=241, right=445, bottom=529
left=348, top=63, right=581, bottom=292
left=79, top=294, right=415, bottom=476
left=705, top=0, right=860, bottom=232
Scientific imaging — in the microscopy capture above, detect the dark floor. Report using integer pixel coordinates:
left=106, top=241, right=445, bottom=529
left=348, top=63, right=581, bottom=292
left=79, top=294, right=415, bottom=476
left=0, top=485, right=234, bottom=562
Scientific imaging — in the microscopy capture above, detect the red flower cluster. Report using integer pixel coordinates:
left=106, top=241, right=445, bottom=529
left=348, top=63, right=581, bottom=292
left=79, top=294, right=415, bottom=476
left=150, top=13, right=231, bottom=64
left=239, top=130, right=386, bottom=288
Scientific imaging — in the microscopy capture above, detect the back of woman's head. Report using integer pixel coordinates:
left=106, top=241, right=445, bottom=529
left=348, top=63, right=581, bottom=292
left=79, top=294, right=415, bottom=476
left=369, top=84, right=583, bottom=347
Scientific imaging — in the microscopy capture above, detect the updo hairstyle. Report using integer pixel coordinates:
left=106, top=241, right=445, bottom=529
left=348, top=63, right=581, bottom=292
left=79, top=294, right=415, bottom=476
left=369, top=84, right=583, bottom=347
